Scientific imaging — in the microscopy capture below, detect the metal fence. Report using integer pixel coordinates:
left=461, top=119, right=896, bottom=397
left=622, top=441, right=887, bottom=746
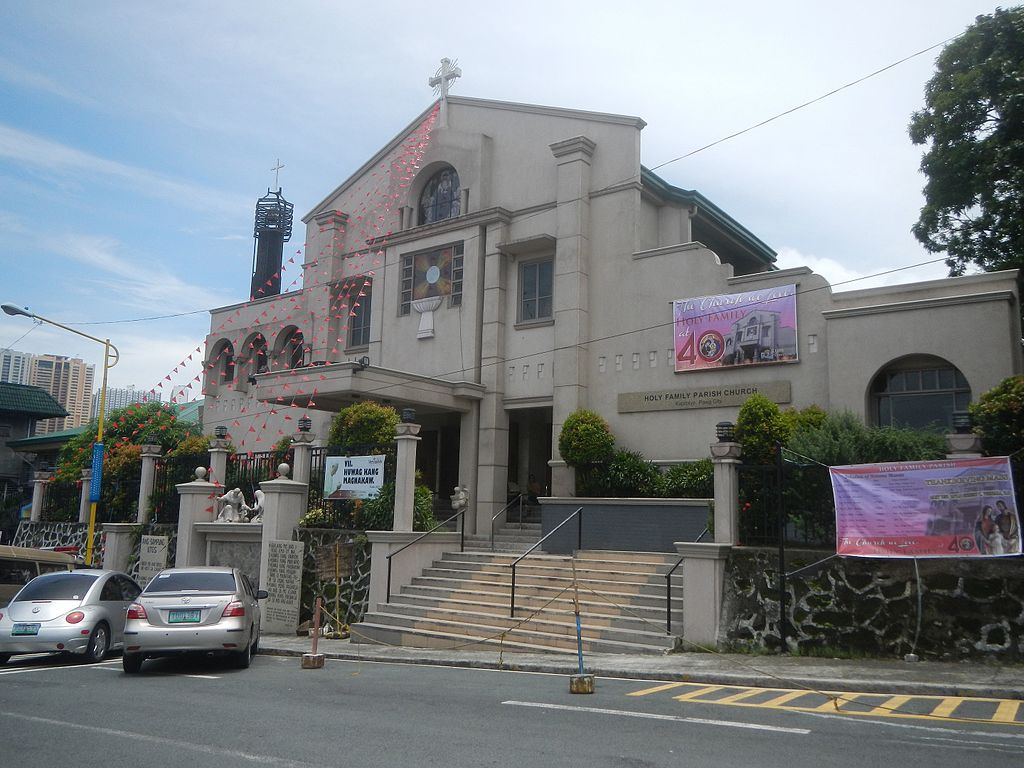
left=737, top=459, right=835, bottom=548
left=152, top=452, right=210, bottom=525
left=226, top=449, right=291, bottom=502
left=41, top=480, right=80, bottom=522
left=308, top=444, right=395, bottom=512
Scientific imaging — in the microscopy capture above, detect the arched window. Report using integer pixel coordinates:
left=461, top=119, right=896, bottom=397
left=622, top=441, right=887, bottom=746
left=274, top=327, right=306, bottom=370
left=206, top=340, right=235, bottom=395
left=871, top=356, right=971, bottom=431
left=418, top=167, right=461, bottom=225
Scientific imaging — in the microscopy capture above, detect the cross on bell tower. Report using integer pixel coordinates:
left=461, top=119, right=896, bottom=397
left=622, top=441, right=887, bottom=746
left=429, top=57, right=461, bottom=128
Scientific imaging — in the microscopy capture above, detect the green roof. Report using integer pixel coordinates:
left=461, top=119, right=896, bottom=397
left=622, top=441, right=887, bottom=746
left=174, top=399, right=204, bottom=425
left=0, top=383, right=68, bottom=419
left=7, top=426, right=84, bottom=450
left=640, top=167, right=777, bottom=269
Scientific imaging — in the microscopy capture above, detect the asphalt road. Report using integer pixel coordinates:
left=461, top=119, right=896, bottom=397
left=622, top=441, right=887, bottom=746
left=1, top=652, right=1021, bottom=768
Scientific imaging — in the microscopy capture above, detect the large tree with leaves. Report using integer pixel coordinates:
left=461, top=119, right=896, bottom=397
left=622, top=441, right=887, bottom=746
left=909, top=7, right=1024, bottom=276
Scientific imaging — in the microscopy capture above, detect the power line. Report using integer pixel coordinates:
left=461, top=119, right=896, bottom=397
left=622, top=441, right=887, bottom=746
left=649, top=35, right=959, bottom=172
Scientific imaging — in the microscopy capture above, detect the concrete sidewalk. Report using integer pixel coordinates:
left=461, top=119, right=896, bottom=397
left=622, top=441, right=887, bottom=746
left=259, top=634, right=1024, bottom=700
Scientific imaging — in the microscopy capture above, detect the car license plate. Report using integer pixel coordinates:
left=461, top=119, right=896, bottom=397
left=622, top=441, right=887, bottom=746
left=12, top=623, right=40, bottom=636
left=168, top=609, right=201, bottom=624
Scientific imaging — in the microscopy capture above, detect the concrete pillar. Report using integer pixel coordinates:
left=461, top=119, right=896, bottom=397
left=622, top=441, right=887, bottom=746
left=102, top=523, right=136, bottom=573
left=393, top=422, right=421, bottom=532
left=78, top=469, right=92, bottom=524
left=711, top=441, right=742, bottom=545
left=31, top=471, right=51, bottom=522
left=476, top=220, right=508, bottom=534
left=674, top=542, right=731, bottom=648
left=549, top=136, right=595, bottom=492
left=208, top=438, right=231, bottom=488
left=136, top=444, right=162, bottom=524
left=174, top=467, right=218, bottom=567
left=290, top=432, right=315, bottom=486
left=257, top=463, right=309, bottom=592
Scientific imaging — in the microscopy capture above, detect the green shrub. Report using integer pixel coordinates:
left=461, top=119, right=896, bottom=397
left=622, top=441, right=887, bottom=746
left=735, top=394, right=791, bottom=464
left=603, top=449, right=662, bottom=497
left=328, top=400, right=399, bottom=452
left=558, top=410, right=615, bottom=467
left=970, top=375, right=1024, bottom=458
left=787, top=411, right=945, bottom=465
left=662, top=459, right=714, bottom=498
left=354, top=478, right=436, bottom=532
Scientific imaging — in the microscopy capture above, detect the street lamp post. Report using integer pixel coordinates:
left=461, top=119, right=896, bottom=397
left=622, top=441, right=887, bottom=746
left=2, top=303, right=120, bottom=565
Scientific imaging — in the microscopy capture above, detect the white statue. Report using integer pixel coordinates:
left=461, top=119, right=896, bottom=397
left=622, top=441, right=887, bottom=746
left=216, top=488, right=245, bottom=522
left=451, top=485, right=470, bottom=513
left=242, top=489, right=265, bottom=524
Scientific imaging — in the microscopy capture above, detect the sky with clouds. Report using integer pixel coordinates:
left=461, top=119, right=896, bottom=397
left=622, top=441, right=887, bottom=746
left=0, top=1, right=1006, bottom=395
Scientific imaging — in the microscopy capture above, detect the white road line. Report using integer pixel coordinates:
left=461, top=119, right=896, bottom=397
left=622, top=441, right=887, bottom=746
left=799, top=710, right=1024, bottom=741
left=502, top=700, right=811, bottom=734
left=0, top=660, right=120, bottom=676
left=0, top=711, right=320, bottom=767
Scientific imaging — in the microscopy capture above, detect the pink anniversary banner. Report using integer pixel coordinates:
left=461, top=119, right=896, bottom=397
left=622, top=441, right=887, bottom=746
left=830, top=457, right=1021, bottom=558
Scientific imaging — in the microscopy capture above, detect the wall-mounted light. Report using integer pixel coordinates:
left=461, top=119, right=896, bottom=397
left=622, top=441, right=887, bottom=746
left=715, top=421, right=736, bottom=442
left=401, top=408, right=416, bottom=424
left=357, top=356, right=370, bottom=371
left=247, top=375, right=258, bottom=385
left=214, top=426, right=228, bottom=439
left=297, top=416, right=312, bottom=433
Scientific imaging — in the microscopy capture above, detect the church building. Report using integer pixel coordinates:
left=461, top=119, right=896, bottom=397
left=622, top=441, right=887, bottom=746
left=203, top=76, right=1022, bottom=537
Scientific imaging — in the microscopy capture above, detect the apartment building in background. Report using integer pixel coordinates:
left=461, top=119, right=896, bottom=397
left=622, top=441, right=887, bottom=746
left=29, top=354, right=94, bottom=434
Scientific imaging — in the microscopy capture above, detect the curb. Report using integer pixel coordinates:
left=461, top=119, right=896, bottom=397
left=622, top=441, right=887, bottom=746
left=257, top=647, right=1024, bottom=700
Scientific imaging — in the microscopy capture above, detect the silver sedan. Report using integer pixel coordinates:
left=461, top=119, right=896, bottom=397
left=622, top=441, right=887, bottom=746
left=122, top=566, right=267, bottom=673
left=0, top=569, right=142, bottom=665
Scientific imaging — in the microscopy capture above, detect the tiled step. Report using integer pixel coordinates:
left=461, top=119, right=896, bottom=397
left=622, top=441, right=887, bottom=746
left=352, top=550, right=683, bottom=655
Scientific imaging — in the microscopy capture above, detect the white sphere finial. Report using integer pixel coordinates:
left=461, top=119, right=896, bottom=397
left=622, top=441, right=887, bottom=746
left=277, top=462, right=291, bottom=478
left=195, top=466, right=208, bottom=480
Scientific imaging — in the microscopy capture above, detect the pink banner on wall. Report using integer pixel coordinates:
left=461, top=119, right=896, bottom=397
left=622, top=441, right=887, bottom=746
left=830, top=457, right=1021, bottom=558
left=673, top=285, right=798, bottom=373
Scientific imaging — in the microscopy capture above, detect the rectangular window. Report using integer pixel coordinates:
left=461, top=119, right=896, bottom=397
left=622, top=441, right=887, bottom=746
left=400, top=242, right=464, bottom=315
left=348, top=279, right=372, bottom=349
left=519, top=258, right=553, bottom=323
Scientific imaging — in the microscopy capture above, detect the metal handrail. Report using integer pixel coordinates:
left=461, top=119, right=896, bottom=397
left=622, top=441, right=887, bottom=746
left=385, top=509, right=465, bottom=603
left=665, top=526, right=709, bottom=635
left=508, top=506, right=582, bottom=618
left=490, top=493, right=525, bottom=551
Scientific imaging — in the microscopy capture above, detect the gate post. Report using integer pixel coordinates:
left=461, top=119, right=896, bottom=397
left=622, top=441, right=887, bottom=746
left=393, top=416, right=421, bottom=532
left=78, top=469, right=92, bottom=524
left=174, top=467, right=217, bottom=566
left=710, top=428, right=742, bottom=545
left=136, top=444, right=162, bottom=523
left=290, top=430, right=315, bottom=486
left=31, top=471, right=51, bottom=522
left=209, top=435, right=231, bottom=488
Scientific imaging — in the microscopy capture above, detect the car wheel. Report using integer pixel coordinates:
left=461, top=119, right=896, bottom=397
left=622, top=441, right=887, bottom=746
left=122, top=652, right=143, bottom=674
left=85, top=623, right=110, bottom=663
left=233, top=631, right=255, bottom=670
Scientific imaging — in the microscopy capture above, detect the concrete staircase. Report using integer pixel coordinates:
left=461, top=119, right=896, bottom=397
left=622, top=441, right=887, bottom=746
left=351, top=549, right=683, bottom=655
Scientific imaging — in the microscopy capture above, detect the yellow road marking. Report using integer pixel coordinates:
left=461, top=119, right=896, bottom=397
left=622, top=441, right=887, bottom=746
left=992, top=700, right=1021, bottom=723
left=673, top=685, right=725, bottom=701
left=628, top=682, right=689, bottom=697
left=815, top=693, right=860, bottom=712
left=716, top=688, right=780, bottom=704
left=759, top=689, right=815, bottom=707
left=866, top=695, right=912, bottom=715
left=929, top=699, right=961, bottom=718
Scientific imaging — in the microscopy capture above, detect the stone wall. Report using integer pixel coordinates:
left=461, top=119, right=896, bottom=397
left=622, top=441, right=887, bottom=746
left=294, top=528, right=371, bottom=628
left=721, top=548, right=1024, bottom=660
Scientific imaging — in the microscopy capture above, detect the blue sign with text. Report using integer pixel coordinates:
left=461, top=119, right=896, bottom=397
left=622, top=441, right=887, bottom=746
left=89, top=443, right=104, bottom=503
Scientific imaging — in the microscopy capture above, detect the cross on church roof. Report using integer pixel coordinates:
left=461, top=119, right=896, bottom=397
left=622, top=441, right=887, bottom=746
left=429, top=58, right=461, bottom=100
left=271, top=158, right=285, bottom=189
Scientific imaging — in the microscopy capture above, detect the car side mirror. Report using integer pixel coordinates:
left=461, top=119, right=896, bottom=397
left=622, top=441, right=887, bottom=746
left=256, top=590, right=269, bottom=600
